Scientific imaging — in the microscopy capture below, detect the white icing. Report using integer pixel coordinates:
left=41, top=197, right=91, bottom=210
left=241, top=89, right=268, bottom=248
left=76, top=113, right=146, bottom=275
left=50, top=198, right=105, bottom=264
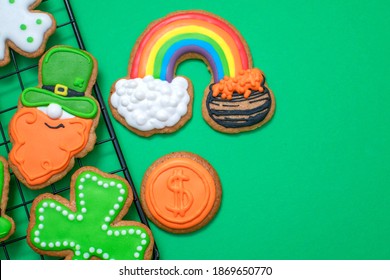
left=110, top=76, right=190, bottom=131
left=38, top=104, right=75, bottom=120
left=0, top=0, right=53, bottom=60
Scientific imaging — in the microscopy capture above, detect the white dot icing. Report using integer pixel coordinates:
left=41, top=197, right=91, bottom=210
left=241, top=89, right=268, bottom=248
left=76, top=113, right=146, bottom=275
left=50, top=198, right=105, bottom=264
left=110, top=76, right=190, bottom=131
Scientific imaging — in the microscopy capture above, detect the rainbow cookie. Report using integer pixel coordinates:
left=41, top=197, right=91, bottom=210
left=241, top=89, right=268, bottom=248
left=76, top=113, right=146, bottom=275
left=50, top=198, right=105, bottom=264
left=0, top=157, right=15, bottom=242
left=0, top=0, right=56, bottom=67
left=9, top=46, right=100, bottom=189
left=109, top=11, right=275, bottom=136
left=27, top=167, right=154, bottom=260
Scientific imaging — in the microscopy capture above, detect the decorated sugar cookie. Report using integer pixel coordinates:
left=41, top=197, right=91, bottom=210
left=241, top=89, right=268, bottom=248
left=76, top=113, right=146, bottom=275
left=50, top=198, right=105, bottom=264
left=0, top=157, right=15, bottom=242
left=0, top=0, right=56, bottom=67
left=141, top=152, right=222, bottom=233
left=9, top=46, right=100, bottom=189
left=109, top=11, right=275, bottom=136
left=27, top=167, right=154, bottom=260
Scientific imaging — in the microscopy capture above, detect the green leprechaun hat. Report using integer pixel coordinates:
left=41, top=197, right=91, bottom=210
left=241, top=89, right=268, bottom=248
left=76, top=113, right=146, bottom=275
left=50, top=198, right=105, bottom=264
left=20, top=46, right=98, bottom=119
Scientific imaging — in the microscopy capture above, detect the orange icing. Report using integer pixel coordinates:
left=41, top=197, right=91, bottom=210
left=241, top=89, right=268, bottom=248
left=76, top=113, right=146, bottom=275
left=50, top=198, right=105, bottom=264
left=9, top=108, right=93, bottom=186
left=144, top=157, right=217, bottom=230
left=212, top=68, right=264, bottom=100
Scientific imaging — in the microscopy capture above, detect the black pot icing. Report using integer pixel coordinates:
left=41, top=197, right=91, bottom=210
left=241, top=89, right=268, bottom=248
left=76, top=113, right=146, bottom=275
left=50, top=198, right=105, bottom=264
left=206, top=79, right=272, bottom=129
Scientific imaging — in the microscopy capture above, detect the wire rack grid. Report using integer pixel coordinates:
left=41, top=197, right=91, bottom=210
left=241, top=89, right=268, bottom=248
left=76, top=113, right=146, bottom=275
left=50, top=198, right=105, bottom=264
left=0, top=0, right=159, bottom=260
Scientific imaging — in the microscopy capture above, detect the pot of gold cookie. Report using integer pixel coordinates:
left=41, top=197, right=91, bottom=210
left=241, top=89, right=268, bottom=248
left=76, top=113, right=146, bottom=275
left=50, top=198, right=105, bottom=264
left=204, top=68, right=274, bottom=133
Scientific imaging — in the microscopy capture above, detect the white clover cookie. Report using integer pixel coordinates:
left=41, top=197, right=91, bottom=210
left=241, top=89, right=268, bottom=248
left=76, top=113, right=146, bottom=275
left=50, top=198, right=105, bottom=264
left=0, top=0, right=56, bottom=67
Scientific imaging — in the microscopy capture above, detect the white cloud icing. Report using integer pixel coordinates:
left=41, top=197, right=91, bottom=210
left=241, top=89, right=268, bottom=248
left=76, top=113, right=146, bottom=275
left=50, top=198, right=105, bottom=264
left=110, top=76, right=190, bottom=131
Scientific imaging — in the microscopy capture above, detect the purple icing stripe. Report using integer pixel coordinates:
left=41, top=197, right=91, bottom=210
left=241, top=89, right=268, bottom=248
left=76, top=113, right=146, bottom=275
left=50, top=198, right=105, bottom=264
left=161, top=41, right=224, bottom=83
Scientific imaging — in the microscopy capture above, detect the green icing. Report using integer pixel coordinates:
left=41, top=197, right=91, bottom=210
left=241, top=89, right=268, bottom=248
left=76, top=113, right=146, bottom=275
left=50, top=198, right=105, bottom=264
left=27, top=37, right=34, bottom=43
left=0, top=161, right=12, bottom=239
left=29, top=170, right=151, bottom=260
left=0, top=161, right=4, bottom=201
left=154, top=33, right=230, bottom=78
left=0, top=218, right=12, bottom=239
left=9, top=0, right=15, bottom=4
left=42, top=46, right=94, bottom=93
left=20, top=24, right=27, bottom=31
left=21, top=88, right=98, bottom=119
left=36, top=19, right=42, bottom=25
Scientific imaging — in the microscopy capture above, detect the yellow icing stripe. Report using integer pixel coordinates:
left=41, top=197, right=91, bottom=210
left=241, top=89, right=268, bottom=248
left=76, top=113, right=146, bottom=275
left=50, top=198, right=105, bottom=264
left=144, top=25, right=236, bottom=78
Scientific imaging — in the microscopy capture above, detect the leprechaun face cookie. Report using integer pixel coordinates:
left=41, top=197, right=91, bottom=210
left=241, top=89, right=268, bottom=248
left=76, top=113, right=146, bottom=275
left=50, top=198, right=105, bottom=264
left=9, top=46, right=100, bottom=189
left=27, top=167, right=154, bottom=260
left=0, top=157, right=15, bottom=242
left=109, top=11, right=275, bottom=136
left=0, top=0, right=56, bottom=67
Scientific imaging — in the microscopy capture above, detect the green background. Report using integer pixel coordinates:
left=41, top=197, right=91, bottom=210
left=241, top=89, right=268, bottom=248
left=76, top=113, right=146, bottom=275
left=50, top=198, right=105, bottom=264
left=1, top=0, right=390, bottom=260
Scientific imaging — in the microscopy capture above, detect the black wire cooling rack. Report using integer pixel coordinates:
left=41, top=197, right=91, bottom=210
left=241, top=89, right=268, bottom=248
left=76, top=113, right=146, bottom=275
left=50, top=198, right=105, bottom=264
left=0, top=0, right=159, bottom=260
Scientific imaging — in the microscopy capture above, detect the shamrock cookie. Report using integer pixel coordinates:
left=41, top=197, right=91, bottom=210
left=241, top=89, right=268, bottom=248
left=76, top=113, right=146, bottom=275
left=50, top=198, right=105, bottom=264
left=9, top=46, right=100, bottom=189
left=109, top=11, right=275, bottom=136
left=141, top=152, right=222, bottom=233
left=27, top=167, right=154, bottom=260
left=0, top=157, right=15, bottom=242
left=0, top=0, right=56, bottom=67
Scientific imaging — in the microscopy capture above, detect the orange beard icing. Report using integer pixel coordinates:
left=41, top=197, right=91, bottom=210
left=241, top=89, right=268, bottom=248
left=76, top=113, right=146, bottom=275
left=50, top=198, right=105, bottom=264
left=9, top=107, right=93, bottom=186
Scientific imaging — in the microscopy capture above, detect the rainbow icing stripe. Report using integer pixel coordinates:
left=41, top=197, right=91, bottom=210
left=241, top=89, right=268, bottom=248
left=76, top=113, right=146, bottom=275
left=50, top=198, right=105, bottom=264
left=130, top=12, right=251, bottom=83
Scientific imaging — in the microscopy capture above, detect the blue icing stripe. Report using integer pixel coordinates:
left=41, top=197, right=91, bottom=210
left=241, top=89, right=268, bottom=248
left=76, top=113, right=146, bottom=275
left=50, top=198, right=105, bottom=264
left=161, top=39, right=225, bottom=82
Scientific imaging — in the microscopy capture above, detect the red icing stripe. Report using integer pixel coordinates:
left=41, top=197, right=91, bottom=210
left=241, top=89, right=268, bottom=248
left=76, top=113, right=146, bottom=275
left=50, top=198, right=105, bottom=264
left=130, top=12, right=250, bottom=79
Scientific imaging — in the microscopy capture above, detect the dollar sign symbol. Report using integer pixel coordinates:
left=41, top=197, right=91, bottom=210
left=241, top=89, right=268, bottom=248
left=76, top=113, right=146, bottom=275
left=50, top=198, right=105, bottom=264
left=166, top=169, right=193, bottom=217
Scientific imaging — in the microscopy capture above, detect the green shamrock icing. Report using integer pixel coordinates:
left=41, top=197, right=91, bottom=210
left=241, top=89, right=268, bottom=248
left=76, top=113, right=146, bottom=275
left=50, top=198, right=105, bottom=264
left=29, top=169, right=152, bottom=260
